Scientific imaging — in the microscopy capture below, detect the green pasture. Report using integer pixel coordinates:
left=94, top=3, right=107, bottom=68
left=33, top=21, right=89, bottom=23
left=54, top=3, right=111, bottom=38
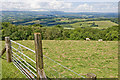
left=1, top=40, right=118, bottom=78
left=87, top=21, right=118, bottom=28
left=69, top=20, right=118, bottom=29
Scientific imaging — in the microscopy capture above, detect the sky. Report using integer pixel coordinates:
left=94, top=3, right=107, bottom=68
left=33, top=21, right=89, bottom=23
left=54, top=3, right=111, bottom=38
left=1, top=0, right=119, bottom=13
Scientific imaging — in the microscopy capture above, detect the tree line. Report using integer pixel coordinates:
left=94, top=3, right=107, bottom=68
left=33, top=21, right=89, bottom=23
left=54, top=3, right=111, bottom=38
left=1, top=22, right=118, bottom=41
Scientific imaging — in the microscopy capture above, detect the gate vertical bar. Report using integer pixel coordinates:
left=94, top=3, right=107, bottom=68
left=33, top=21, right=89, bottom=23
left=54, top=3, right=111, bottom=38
left=34, top=33, right=47, bottom=80
left=5, top=37, right=12, bottom=62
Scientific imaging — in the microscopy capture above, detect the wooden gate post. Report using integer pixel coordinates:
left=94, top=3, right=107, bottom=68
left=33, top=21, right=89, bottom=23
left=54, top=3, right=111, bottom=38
left=34, top=33, right=47, bottom=80
left=5, top=37, right=12, bottom=62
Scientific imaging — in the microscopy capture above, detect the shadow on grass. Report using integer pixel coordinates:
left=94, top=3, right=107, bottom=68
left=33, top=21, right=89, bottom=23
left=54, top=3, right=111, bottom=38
left=0, top=56, right=7, bottom=60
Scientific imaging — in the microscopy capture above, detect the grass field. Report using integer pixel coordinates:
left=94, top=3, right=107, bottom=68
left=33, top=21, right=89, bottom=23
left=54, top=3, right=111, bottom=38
left=87, top=21, right=118, bottom=28
left=0, top=41, right=26, bottom=78
left=1, top=40, right=118, bottom=78
left=69, top=20, right=118, bottom=29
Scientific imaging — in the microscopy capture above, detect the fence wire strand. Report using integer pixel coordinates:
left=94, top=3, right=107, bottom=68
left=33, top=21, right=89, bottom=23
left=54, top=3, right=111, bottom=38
left=12, top=46, right=36, bottom=64
left=11, top=40, right=35, bottom=53
left=44, top=63, right=65, bottom=78
left=44, top=55, right=85, bottom=78
left=12, top=57, right=34, bottom=79
left=12, top=54, right=37, bottom=77
left=11, top=40, right=85, bottom=78
left=12, top=58, right=31, bottom=79
left=12, top=50, right=37, bottom=72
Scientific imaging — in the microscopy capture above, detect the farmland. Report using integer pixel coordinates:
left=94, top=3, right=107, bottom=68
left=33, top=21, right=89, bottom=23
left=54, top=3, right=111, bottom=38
left=13, top=18, right=118, bottom=29
left=69, top=20, right=118, bottom=29
left=1, top=40, right=118, bottom=78
left=2, top=11, right=118, bottom=29
left=21, top=19, right=118, bottom=29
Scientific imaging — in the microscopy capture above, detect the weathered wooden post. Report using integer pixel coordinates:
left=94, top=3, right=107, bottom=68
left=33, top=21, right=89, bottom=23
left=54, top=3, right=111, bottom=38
left=5, top=37, right=12, bottom=62
left=86, top=73, right=97, bottom=80
left=34, top=33, right=47, bottom=80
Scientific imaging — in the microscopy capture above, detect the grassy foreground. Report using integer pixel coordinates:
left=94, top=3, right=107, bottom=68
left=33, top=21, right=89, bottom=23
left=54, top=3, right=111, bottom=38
left=1, top=40, right=118, bottom=78
left=0, top=41, right=26, bottom=78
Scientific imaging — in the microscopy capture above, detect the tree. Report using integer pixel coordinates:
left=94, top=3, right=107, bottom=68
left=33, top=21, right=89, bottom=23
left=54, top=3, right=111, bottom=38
left=70, top=31, right=82, bottom=40
left=44, top=27, right=63, bottom=40
left=106, top=31, right=118, bottom=41
left=55, top=25, right=63, bottom=29
left=33, top=24, right=43, bottom=27
left=62, top=29, right=71, bottom=40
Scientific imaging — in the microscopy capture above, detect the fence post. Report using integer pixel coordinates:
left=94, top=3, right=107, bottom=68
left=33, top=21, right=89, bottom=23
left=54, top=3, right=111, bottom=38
left=86, top=73, right=97, bottom=80
left=5, top=37, right=12, bottom=62
left=34, top=33, right=47, bottom=80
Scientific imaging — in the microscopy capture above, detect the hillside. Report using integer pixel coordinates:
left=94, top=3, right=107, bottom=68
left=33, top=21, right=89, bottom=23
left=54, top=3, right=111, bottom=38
left=1, top=11, right=118, bottom=28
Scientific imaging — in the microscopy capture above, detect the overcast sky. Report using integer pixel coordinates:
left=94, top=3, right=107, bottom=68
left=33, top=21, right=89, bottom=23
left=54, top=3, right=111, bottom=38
left=1, top=0, right=119, bottom=13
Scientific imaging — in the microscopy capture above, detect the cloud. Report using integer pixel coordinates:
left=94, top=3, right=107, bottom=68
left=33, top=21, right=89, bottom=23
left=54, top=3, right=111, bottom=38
left=69, top=2, right=118, bottom=13
left=76, top=3, right=93, bottom=11
left=29, top=0, right=72, bottom=10
left=2, top=0, right=72, bottom=11
left=57, top=0, right=119, bottom=2
left=2, top=0, right=119, bottom=2
left=2, top=0, right=55, bottom=2
left=2, top=2, right=32, bottom=11
left=91, top=2, right=118, bottom=12
left=1, top=0, right=118, bottom=13
left=47, top=1, right=72, bottom=10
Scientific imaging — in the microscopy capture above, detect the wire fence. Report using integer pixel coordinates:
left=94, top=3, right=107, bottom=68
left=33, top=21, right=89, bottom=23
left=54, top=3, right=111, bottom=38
left=11, top=41, right=37, bottom=79
left=10, top=40, right=85, bottom=79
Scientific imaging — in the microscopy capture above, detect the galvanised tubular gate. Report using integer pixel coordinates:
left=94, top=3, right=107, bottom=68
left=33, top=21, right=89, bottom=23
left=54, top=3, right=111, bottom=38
left=0, top=33, right=97, bottom=80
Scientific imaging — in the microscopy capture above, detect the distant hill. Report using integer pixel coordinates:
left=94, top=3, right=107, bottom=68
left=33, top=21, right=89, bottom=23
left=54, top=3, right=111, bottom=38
left=1, top=11, right=118, bottom=27
left=1, top=11, right=118, bottom=19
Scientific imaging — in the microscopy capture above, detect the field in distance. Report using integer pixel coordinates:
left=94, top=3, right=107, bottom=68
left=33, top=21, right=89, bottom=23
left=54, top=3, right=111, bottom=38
left=1, top=40, right=118, bottom=78
left=63, top=20, right=118, bottom=29
left=22, top=18, right=118, bottom=29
